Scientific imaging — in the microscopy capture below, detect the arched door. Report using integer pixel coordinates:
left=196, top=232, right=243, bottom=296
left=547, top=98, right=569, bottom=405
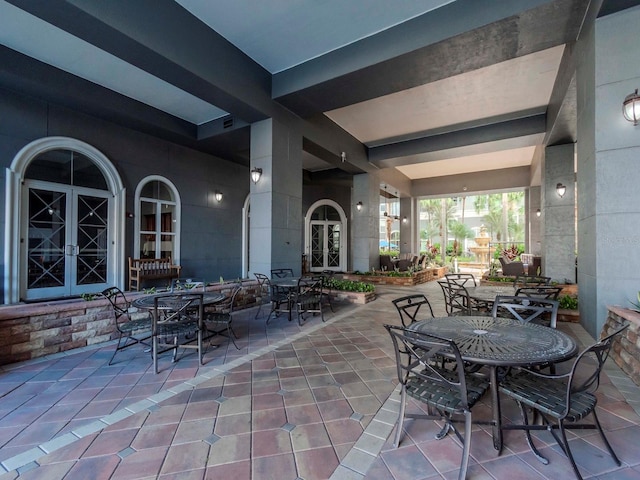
left=305, top=200, right=347, bottom=272
left=6, top=137, right=125, bottom=303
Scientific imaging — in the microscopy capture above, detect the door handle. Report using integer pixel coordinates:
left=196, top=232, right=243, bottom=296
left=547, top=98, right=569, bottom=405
left=66, top=245, right=80, bottom=256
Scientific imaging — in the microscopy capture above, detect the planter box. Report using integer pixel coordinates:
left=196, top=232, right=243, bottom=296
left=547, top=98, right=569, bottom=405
left=330, top=290, right=376, bottom=305
left=341, top=267, right=447, bottom=286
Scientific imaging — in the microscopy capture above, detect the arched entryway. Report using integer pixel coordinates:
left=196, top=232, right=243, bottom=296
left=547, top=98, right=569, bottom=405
left=5, top=137, right=125, bottom=303
left=304, top=200, right=347, bottom=272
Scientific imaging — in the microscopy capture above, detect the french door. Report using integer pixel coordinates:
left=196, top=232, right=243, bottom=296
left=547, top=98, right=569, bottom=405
left=309, top=221, right=341, bottom=272
left=22, top=181, right=111, bottom=300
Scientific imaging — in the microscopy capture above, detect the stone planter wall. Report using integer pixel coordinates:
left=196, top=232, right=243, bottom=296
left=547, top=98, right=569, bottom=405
left=341, top=267, right=447, bottom=286
left=0, top=280, right=260, bottom=366
left=604, top=306, right=640, bottom=387
left=0, top=281, right=376, bottom=366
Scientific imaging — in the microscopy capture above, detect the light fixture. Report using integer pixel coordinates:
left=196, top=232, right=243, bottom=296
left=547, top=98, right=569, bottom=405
left=356, top=201, right=363, bottom=211
left=536, top=208, right=541, bottom=217
left=556, top=183, right=566, bottom=198
left=623, top=88, right=640, bottom=125
left=402, top=216, right=407, bottom=223
left=250, top=167, right=262, bottom=184
left=215, top=191, right=223, bottom=202
left=340, top=151, right=347, bottom=162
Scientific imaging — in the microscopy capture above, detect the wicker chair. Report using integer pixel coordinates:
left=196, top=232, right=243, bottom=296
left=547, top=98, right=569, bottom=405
left=499, top=256, right=525, bottom=276
left=499, top=325, right=628, bottom=479
left=385, top=324, right=490, bottom=480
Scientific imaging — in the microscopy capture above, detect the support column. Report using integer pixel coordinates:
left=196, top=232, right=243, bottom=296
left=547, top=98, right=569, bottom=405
left=249, top=119, right=303, bottom=276
left=527, top=186, right=542, bottom=256
left=352, top=172, right=380, bottom=272
left=542, top=144, right=575, bottom=283
left=577, top=8, right=640, bottom=337
left=399, top=196, right=415, bottom=256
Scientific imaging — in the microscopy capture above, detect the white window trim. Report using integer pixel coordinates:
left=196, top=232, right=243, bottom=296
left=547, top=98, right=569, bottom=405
left=134, top=176, right=181, bottom=264
left=5, top=136, right=125, bottom=304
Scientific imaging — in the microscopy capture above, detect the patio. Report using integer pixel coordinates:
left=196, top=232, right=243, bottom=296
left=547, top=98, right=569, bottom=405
left=1, top=281, right=639, bottom=479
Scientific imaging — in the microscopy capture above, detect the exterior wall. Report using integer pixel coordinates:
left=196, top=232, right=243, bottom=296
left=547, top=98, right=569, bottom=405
left=0, top=87, right=250, bottom=302
left=578, top=7, right=640, bottom=337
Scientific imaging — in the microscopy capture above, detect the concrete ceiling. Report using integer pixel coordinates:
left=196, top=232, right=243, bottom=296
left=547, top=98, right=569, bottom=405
left=0, top=0, right=635, bottom=191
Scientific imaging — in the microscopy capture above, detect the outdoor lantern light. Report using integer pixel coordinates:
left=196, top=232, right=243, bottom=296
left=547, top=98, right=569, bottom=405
left=536, top=208, right=541, bottom=217
left=556, top=183, right=566, bottom=198
left=402, top=216, right=407, bottom=223
left=251, top=167, right=262, bottom=184
left=215, top=191, right=223, bottom=202
left=623, top=89, right=640, bottom=125
left=356, top=201, right=363, bottom=211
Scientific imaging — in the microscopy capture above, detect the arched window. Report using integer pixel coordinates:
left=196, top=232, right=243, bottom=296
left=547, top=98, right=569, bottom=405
left=134, top=176, right=181, bottom=262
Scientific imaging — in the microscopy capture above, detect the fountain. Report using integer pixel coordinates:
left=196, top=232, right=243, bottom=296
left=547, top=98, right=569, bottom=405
left=469, top=225, right=495, bottom=265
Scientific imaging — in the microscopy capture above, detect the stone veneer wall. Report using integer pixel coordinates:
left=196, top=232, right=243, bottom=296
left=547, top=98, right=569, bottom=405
left=0, top=281, right=260, bottom=366
left=604, top=306, right=640, bottom=387
left=0, top=280, right=376, bottom=366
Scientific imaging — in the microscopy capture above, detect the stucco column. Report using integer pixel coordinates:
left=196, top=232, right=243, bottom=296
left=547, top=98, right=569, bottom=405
left=577, top=7, right=640, bottom=338
left=399, top=196, right=415, bottom=256
left=527, top=186, right=542, bottom=256
left=542, top=144, right=575, bottom=283
left=352, top=172, right=380, bottom=272
left=249, top=119, right=303, bottom=276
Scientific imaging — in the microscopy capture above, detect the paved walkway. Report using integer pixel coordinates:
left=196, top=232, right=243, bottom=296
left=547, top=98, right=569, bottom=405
left=1, top=282, right=639, bottom=479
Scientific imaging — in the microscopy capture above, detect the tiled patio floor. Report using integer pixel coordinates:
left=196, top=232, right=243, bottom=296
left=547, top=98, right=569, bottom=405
left=1, top=281, right=639, bottom=479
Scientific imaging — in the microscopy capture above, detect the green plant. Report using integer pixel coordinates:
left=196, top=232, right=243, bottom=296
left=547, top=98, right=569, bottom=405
left=558, top=295, right=578, bottom=310
left=325, top=278, right=375, bottom=293
left=81, top=293, right=97, bottom=301
left=143, top=287, right=156, bottom=294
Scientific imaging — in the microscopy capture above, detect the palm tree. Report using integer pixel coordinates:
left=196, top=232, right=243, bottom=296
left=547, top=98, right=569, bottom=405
left=449, top=220, right=475, bottom=256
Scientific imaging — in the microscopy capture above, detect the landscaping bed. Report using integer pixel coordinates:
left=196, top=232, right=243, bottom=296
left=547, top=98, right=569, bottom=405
left=341, top=266, right=448, bottom=286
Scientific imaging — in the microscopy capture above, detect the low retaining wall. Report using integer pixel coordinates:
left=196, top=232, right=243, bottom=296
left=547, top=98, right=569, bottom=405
left=341, top=267, right=447, bottom=286
left=0, top=282, right=375, bottom=366
left=605, top=306, right=640, bottom=387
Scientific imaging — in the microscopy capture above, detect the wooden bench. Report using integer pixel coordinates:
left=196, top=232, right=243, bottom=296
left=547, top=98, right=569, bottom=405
left=128, top=257, right=182, bottom=291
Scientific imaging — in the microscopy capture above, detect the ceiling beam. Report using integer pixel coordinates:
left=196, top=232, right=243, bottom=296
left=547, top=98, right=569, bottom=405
left=274, top=0, right=590, bottom=118
left=369, top=114, right=546, bottom=167
left=6, top=0, right=272, bottom=124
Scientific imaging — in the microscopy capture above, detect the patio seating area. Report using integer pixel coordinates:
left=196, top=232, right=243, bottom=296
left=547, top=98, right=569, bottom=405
left=1, top=282, right=640, bottom=479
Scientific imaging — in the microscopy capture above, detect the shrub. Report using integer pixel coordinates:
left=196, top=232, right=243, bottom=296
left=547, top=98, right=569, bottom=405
left=558, top=294, right=578, bottom=310
left=326, top=278, right=375, bottom=293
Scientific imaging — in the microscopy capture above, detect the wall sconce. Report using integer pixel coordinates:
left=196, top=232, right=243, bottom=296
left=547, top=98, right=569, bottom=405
left=623, top=88, right=640, bottom=125
left=402, top=216, right=407, bottom=223
left=536, top=208, right=541, bottom=217
left=556, top=183, right=566, bottom=198
left=250, top=167, right=262, bottom=184
left=214, top=191, right=223, bottom=202
left=356, top=201, right=363, bottom=211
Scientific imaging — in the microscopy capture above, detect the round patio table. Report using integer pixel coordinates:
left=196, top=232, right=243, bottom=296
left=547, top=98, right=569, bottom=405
left=407, top=316, right=578, bottom=452
left=131, top=292, right=225, bottom=310
left=466, top=285, right=515, bottom=307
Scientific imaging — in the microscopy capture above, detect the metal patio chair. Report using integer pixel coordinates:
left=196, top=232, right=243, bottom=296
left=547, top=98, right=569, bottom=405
left=204, top=282, right=242, bottom=350
left=102, top=286, right=152, bottom=365
left=385, top=324, right=490, bottom=480
left=392, top=294, right=434, bottom=327
left=499, top=325, right=629, bottom=480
